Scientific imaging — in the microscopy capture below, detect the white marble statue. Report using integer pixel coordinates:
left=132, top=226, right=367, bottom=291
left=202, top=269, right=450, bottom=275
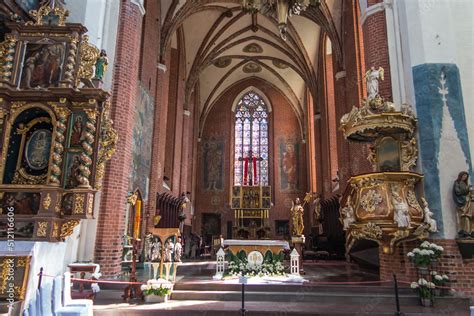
left=151, top=240, right=161, bottom=262
left=341, top=198, right=355, bottom=230
left=365, top=66, right=384, bottom=100
left=392, top=192, right=411, bottom=228
left=421, top=197, right=438, bottom=233
left=174, top=238, right=183, bottom=262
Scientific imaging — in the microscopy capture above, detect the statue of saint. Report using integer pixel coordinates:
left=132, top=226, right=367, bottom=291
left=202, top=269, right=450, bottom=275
left=453, top=171, right=473, bottom=235
left=144, top=233, right=153, bottom=261
left=365, top=66, right=384, bottom=101
left=163, top=241, right=171, bottom=262
left=421, top=197, right=437, bottom=233
left=151, top=239, right=161, bottom=262
left=291, top=197, right=304, bottom=236
left=392, top=191, right=411, bottom=228
left=94, top=49, right=109, bottom=80
left=341, top=196, right=355, bottom=230
left=174, top=237, right=183, bottom=262
left=312, top=193, right=321, bottom=224
left=70, top=116, right=83, bottom=146
left=67, top=156, right=81, bottom=188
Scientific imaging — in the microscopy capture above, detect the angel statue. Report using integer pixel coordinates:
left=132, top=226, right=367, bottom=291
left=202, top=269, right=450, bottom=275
left=421, top=197, right=437, bottom=233
left=291, top=197, right=305, bottom=236
left=365, top=66, right=384, bottom=101
left=340, top=195, right=355, bottom=230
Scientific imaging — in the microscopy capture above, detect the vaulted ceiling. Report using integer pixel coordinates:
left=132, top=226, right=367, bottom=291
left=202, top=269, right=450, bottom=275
left=160, top=0, right=343, bottom=128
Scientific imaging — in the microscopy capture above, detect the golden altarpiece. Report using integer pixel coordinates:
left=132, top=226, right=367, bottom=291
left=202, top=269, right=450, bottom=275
left=0, top=2, right=116, bottom=242
left=339, top=69, right=435, bottom=258
left=231, top=185, right=272, bottom=239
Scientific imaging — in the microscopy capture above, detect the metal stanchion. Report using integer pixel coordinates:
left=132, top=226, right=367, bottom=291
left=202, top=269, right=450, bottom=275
left=239, top=276, right=247, bottom=315
left=393, top=273, right=403, bottom=316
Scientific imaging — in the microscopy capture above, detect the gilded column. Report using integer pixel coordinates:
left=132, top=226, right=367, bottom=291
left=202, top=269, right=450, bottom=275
left=78, top=108, right=98, bottom=187
left=49, top=103, right=71, bottom=185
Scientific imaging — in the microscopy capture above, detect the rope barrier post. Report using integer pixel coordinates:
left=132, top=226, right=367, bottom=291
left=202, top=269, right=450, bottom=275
left=239, top=276, right=247, bottom=316
left=37, top=267, right=43, bottom=290
left=393, top=273, right=402, bottom=316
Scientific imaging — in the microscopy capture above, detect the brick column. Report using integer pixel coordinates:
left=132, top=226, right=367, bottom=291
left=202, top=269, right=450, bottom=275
left=362, top=0, right=392, bottom=100
left=147, top=50, right=171, bottom=218
left=94, top=1, right=144, bottom=278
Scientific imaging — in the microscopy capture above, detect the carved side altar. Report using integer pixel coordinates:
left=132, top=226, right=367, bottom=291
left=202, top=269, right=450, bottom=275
left=0, top=2, right=117, bottom=241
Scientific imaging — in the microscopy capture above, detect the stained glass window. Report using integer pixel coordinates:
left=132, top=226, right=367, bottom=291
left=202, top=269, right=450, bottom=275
left=234, top=91, right=269, bottom=185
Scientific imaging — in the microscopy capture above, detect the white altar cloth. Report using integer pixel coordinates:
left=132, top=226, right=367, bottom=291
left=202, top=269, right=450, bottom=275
left=223, top=239, right=290, bottom=250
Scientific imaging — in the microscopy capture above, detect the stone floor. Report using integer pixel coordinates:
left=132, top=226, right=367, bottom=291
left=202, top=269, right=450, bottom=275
left=92, top=260, right=471, bottom=316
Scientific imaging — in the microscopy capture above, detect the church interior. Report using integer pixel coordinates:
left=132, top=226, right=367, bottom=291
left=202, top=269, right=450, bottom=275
left=0, top=0, right=473, bottom=315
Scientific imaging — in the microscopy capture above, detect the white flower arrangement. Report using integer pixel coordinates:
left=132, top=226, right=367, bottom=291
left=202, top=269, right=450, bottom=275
left=140, top=279, right=173, bottom=297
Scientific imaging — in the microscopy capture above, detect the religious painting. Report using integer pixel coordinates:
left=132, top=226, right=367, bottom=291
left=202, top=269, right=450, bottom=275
left=129, top=85, right=154, bottom=200
left=25, top=129, right=52, bottom=171
left=242, top=187, right=261, bottom=209
left=0, top=222, right=34, bottom=238
left=63, top=152, right=81, bottom=189
left=275, top=220, right=289, bottom=237
left=262, top=197, right=271, bottom=209
left=0, top=192, right=40, bottom=215
left=377, top=137, right=400, bottom=172
left=67, top=112, right=88, bottom=147
left=280, top=141, right=299, bottom=191
left=203, top=140, right=224, bottom=191
left=20, top=43, right=65, bottom=89
left=15, top=0, right=40, bottom=13
left=0, top=256, right=31, bottom=300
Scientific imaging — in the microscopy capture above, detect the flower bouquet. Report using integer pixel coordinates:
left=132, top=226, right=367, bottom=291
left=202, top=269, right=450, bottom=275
left=407, top=248, right=433, bottom=274
left=141, top=279, right=173, bottom=303
left=431, top=271, right=449, bottom=296
left=420, top=241, right=444, bottom=262
left=410, top=278, right=435, bottom=306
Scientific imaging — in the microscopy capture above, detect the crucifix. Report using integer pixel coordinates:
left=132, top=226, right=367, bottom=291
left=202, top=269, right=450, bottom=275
left=239, top=150, right=263, bottom=186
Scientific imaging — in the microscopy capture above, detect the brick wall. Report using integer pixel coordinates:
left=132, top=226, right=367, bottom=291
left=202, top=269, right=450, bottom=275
left=94, top=0, right=143, bottom=277
left=362, top=2, right=392, bottom=101
left=379, top=240, right=474, bottom=298
left=330, top=0, right=371, bottom=190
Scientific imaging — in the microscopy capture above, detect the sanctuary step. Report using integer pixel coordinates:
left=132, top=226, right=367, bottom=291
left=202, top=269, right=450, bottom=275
left=93, top=287, right=470, bottom=316
left=92, top=261, right=471, bottom=315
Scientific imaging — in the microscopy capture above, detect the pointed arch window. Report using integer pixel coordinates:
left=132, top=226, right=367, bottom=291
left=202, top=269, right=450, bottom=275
left=234, top=91, right=269, bottom=186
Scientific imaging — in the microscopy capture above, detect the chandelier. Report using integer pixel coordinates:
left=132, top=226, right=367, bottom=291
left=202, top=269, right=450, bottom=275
left=241, top=0, right=321, bottom=40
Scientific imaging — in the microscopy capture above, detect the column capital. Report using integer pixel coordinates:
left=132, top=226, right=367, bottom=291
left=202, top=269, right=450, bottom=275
left=130, top=0, right=146, bottom=16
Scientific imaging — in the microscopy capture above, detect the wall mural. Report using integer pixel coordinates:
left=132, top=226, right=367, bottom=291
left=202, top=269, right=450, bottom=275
left=129, top=84, right=154, bottom=200
left=202, top=138, right=224, bottom=191
left=279, top=140, right=299, bottom=191
left=20, top=43, right=65, bottom=89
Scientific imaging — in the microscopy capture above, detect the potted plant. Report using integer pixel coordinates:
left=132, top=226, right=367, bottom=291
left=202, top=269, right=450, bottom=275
left=407, top=248, right=434, bottom=274
left=141, top=279, right=173, bottom=303
left=410, top=278, right=435, bottom=306
left=431, top=271, right=449, bottom=296
left=420, top=241, right=444, bottom=263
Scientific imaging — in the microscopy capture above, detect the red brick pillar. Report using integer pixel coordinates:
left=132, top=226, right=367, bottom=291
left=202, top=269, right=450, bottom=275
left=94, top=0, right=144, bottom=278
left=362, top=0, right=392, bottom=100
left=147, top=50, right=171, bottom=218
